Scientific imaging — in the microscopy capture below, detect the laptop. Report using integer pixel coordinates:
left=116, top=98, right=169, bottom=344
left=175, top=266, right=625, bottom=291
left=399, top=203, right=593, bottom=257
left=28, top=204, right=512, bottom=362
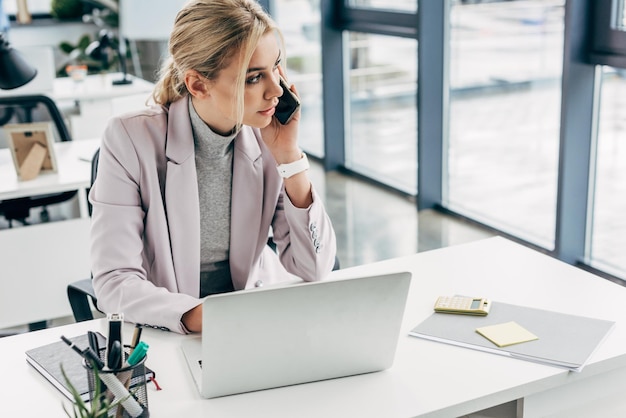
left=181, top=271, right=412, bottom=398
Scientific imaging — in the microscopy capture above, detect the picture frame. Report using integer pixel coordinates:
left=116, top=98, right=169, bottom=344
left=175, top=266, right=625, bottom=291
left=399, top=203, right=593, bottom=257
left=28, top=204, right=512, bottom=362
left=4, top=122, right=58, bottom=181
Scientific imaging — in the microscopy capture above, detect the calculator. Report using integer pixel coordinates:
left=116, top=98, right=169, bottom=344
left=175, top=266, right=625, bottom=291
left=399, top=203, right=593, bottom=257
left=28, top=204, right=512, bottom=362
left=434, top=296, right=490, bottom=316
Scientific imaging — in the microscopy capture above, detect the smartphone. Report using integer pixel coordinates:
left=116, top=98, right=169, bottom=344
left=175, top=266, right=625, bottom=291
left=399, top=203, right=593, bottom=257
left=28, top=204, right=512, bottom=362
left=274, top=76, right=301, bottom=125
left=434, top=295, right=490, bottom=316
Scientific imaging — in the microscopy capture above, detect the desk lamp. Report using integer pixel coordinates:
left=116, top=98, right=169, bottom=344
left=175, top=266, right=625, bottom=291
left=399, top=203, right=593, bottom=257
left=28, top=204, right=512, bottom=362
left=0, top=33, right=37, bottom=90
left=86, top=29, right=132, bottom=85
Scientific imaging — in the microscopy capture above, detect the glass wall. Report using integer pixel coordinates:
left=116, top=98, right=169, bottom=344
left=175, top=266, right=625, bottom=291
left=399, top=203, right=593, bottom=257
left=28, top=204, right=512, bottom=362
left=322, top=0, right=626, bottom=281
left=446, top=0, right=564, bottom=248
left=346, top=33, right=417, bottom=194
left=347, top=0, right=416, bottom=12
left=590, top=67, right=626, bottom=279
left=617, top=0, right=625, bottom=29
left=273, top=0, right=324, bottom=157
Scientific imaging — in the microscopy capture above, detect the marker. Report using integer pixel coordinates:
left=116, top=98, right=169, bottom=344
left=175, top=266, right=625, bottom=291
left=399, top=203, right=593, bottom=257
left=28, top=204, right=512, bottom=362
left=126, top=341, right=149, bottom=366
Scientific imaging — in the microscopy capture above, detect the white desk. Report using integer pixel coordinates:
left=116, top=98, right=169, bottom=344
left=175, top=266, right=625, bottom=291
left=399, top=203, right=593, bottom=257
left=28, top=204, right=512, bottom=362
left=50, top=73, right=155, bottom=141
left=0, top=140, right=99, bottom=217
left=0, top=139, right=99, bottom=329
left=51, top=73, right=155, bottom=103
left=2, top=237, right=626, bottom=417
left=0, top=72, right=155, bottom=141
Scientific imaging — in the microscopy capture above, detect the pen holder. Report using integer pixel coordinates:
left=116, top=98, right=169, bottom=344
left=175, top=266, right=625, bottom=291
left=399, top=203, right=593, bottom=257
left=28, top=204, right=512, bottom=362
left=84, top=346, right=150, bottom=418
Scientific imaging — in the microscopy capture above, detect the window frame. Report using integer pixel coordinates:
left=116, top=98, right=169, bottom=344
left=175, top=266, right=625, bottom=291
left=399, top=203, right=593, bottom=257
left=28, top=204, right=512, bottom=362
left=590, top=0, right=626, bottom=68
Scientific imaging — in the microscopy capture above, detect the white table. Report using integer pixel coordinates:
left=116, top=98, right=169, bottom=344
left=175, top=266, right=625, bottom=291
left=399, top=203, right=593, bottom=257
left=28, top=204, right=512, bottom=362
left=0, top=139, right=99, bottom=329
left=51, top=73, right=155, bottom=103
left=0, top=72, right=155, bottom=141
left=0, top=139, right=99, bottom=218
left=50, top=73, right=155, bottom=141
left=2, top=237, right=626, bottom=417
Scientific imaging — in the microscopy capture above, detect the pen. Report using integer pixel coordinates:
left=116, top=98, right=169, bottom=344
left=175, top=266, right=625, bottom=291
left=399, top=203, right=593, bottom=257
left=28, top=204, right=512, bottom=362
left=87, top=331, right=100, bottom=354
left=60, top=335, right=104, bottom=370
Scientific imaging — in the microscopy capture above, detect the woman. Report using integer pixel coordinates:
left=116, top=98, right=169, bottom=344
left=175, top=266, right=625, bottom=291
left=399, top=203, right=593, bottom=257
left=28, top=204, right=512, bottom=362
left=89, top=0, right=337, bottom=334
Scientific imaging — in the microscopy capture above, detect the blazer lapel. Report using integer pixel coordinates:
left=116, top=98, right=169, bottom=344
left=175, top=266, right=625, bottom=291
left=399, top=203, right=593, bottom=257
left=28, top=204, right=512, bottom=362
left=164, top=98, right=200, bottom=296
left=230, top=128, right=264, bottom=290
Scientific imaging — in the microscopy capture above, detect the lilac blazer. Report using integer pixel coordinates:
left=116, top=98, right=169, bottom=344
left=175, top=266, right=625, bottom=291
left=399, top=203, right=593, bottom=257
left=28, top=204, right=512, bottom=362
left=89, top=97, right=337, bottom=333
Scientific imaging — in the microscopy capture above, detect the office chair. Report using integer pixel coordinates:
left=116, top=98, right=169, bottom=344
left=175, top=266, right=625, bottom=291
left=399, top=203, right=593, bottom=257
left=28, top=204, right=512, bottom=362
left=67, top=148, right=340, bottom=322
left=0, top=95, right=77, bottom=227
left=67, top=148, right=100, bottom=322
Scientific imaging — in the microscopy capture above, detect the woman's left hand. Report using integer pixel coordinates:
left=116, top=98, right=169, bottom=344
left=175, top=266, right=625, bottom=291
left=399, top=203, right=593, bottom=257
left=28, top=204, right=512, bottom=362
left=261, top=67, right=312, bottom=208
left=260, top=68, right=302, bottom=164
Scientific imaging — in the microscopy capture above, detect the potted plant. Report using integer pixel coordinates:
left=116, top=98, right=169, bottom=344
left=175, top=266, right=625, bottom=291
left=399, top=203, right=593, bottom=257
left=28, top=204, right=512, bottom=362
left=51, top=0, right=84, bottom=20
left=57, top=34, right=108, bottom=77
left=55, top=0, right=124, bottom=77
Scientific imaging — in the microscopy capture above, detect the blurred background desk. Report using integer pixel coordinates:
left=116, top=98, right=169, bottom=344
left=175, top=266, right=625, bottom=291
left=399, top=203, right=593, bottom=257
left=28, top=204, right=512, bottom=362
left=49, top=72, right=155, bottom=141
left=0, top=139, right=98, bottom=329
left=0, top=72, right=155, bottom=141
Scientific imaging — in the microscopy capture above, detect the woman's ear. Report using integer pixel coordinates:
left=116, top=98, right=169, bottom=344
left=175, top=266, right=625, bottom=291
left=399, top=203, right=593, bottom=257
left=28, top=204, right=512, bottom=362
left=184, top=70, right=210, bottom=98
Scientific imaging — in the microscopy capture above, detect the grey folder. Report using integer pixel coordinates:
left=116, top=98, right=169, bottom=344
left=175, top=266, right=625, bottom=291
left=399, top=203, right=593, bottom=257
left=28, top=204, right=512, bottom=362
left=409, top=301, right=615, bottom=372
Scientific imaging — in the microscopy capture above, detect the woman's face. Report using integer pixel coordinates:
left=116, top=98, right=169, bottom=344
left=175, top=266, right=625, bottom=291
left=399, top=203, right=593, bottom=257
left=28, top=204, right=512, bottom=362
left=196, top=32, right=284, bottom=134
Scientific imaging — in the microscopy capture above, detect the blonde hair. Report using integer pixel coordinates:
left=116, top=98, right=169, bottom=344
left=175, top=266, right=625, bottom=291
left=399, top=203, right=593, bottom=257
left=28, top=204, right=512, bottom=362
left=152, top=0, right=280, bottom=125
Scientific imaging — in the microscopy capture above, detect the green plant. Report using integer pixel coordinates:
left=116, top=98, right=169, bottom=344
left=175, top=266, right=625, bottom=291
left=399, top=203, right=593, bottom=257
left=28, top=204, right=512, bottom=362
left=57, top=33, right=119, bottom=76
left=61, top=363, right=120, bottom=418
left=51, top=0, right=84, bottom=20
left=56, top=0, right=124, bottom=77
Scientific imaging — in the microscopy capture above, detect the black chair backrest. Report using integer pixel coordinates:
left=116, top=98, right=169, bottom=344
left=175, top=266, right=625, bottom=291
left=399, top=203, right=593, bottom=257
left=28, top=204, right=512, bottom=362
left=91, top=148, right=100, bottom=185
left=87, top=148, right=100, bottom=216
left=0, top=94, right=72, bottom=143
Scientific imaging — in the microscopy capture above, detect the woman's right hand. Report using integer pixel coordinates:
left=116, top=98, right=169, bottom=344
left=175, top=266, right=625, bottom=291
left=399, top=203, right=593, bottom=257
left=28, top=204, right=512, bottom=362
left=182, top=304, right=203, bottom=333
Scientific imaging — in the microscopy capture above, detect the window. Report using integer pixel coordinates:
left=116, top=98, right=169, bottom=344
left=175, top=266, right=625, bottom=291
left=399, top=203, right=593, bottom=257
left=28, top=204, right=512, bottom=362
left=330, top=0, right=418, bottom=189
left=345, top=32, right=417, bottom=193
left=446, top=0, right=565, bottom=248
left=347, top=0, right=416, bottom=13
left=585, top=0, right=626, bottom=280
left=590, top=0, right=626, bottom=66
left=323, top=0, right=624, bottom=281
left=588, top=66, right=626, bottom=279
left=273, top=0, right=324, bottom=157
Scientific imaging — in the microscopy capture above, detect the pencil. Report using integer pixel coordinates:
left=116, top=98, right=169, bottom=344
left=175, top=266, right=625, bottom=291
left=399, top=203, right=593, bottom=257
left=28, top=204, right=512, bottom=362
left=130, top=324, right=143, bottom=353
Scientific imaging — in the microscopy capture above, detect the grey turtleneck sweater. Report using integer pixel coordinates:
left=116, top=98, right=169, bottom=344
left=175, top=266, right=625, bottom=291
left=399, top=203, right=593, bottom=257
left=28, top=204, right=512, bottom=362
left=189, top=97, right=236, bottom=295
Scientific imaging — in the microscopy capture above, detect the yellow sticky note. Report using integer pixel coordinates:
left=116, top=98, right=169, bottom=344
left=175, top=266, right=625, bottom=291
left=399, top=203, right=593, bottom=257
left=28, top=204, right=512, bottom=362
left=476, top=321, right=538, bottom=347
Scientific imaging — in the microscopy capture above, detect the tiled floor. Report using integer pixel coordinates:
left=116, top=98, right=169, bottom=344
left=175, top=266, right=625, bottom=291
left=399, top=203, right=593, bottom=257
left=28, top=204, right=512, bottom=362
left=308, top=161, right=496, bottom=270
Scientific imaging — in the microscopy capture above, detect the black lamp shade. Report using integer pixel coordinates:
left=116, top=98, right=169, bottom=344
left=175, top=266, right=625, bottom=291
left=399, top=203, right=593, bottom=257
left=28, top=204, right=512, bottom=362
left=0, top=34, right=38, bottom=90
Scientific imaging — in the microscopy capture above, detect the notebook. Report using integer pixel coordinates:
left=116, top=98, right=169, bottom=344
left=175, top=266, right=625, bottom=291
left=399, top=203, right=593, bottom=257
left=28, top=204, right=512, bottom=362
left=181, top=271, right=412, bottom=398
